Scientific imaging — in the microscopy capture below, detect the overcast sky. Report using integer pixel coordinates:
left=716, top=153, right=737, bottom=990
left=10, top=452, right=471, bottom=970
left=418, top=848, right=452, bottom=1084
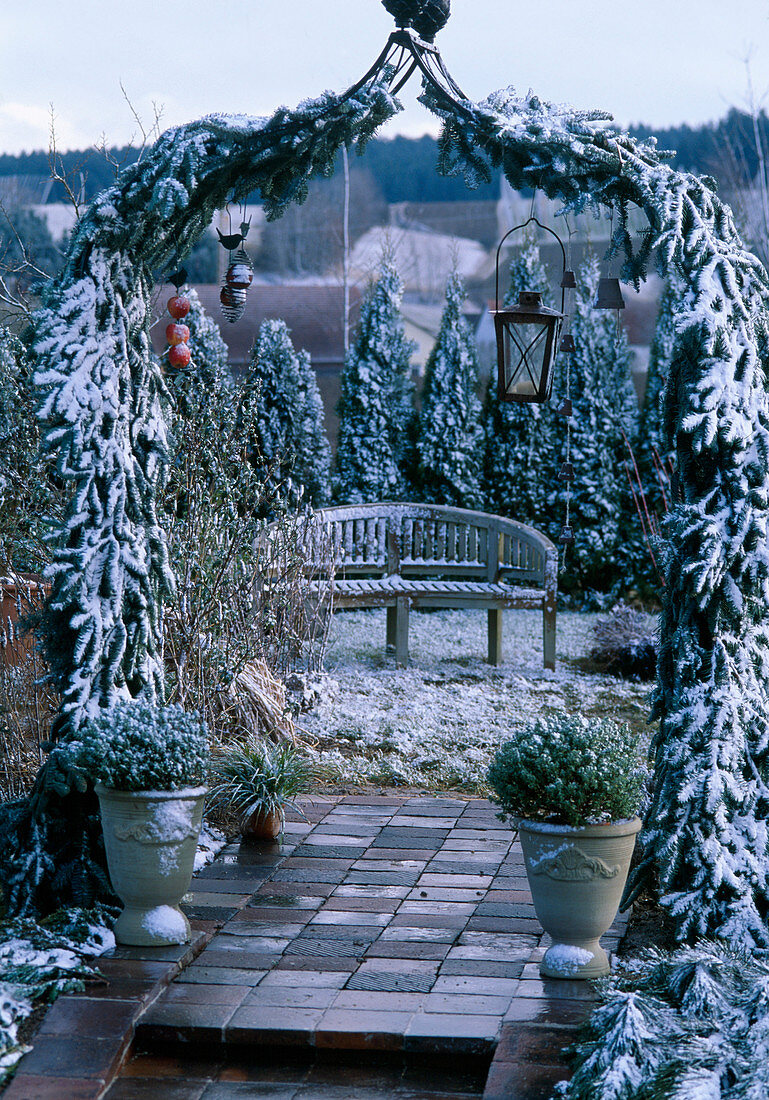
left=1, top=1, right=768, bottom=156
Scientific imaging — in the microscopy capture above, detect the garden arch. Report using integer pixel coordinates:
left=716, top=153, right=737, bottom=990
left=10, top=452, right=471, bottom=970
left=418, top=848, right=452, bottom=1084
left=17, top=1, right=769, bottom=945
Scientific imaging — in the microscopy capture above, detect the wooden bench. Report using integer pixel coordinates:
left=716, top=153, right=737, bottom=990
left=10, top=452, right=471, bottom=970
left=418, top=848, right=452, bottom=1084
left=304, top=503, right=557, bottom=670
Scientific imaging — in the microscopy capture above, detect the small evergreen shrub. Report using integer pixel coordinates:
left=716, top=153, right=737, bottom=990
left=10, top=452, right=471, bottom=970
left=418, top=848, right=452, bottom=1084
left=487, top=715, right=646, bottom=826
left=70, top=700, right=208, bottom=792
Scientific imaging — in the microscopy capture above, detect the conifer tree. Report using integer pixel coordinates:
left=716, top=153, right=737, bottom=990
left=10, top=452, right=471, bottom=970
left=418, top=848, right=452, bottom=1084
left=334, top=258, right=416, bottom=502
left=416, top=272, right=483, bottom=507
left=0, top=326, right=60, bottom=573
left=553, top=257, right=638, bottom=597
left=481, top=234, right=553, bottom=522
left=240, top=319, right=331, bottom=508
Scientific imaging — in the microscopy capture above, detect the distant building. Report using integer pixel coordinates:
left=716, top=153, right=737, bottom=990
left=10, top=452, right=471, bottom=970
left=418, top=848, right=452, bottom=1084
left=349, top=226, right=488, bottom=299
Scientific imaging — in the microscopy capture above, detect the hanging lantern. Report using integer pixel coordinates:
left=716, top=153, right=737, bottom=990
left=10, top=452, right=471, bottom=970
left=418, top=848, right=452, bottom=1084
left=491, top=217, right=570, bottom=404
left=494, top=293, right=564, bottom=403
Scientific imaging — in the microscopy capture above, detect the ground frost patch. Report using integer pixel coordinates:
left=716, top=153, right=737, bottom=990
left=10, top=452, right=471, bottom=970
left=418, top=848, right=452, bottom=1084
left=303, top=610, right=652, bottom=792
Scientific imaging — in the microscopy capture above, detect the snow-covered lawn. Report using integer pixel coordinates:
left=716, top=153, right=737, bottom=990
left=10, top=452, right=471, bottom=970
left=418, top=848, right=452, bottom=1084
left=302, top=608, right=654, bottom=792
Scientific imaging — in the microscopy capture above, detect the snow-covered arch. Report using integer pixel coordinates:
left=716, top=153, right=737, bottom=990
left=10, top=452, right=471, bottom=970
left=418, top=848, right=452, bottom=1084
left=23, top=14, right=769, bottom=944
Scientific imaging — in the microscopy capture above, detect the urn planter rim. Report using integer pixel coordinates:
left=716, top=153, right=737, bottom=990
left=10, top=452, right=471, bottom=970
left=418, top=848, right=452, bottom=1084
left=95, top=783, right=208, bottom=800
left=517, top=815, right=642, bottom=838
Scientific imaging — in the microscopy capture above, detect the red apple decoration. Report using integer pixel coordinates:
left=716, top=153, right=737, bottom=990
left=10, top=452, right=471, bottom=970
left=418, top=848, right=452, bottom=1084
left=166, top=322, right=190, bottom=346
left=168, top=343, right=191, bottom=368
left=167, top=295, right=191, bottom=320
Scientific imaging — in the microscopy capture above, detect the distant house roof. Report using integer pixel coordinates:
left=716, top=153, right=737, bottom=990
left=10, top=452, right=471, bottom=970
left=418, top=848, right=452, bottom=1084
left=349, top=226, right=488, bottom=297
left=152, top=282, right=362, bottom=368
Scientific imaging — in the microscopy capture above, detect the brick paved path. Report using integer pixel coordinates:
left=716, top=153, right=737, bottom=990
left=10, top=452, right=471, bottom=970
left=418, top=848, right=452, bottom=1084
left=5, top=796, right=627, bottom=1099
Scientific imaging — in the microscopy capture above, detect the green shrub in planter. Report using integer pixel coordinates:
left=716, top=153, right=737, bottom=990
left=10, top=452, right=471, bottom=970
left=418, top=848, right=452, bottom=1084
left=487, top=715, right=646, bottom=827
left=62, top=700, right=210, bottom=947
left=71, top=699, right=208, bottom=791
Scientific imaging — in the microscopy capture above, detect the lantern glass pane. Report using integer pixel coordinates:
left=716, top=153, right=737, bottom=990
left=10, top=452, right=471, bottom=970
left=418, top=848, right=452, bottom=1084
left=503, top=321, right=549, bottom=399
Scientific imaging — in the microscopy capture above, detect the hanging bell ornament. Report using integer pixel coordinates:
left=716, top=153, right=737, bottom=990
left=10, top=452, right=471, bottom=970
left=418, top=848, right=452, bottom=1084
left=559, top=333, right=575, bottom=354
left=560, top=269, right=577, bottom=289
left=220, top=284, right=247, bottom=323
left=558, top=525, right=575, bottom=545
left=557, top=398, right=573, bottom=418
left=558, top=462, right=575, bottom=482
left=594, top=277, right=626, bottom=310
left=226, top=247, right=254, bottom=290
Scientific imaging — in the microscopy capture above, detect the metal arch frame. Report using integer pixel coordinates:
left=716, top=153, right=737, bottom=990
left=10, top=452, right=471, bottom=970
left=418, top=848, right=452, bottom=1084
left=338, top=27, right=473, bottom=119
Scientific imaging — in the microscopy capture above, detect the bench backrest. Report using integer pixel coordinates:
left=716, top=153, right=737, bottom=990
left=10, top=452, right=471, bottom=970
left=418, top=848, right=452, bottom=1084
left=308, top=503, right=555, bottom=585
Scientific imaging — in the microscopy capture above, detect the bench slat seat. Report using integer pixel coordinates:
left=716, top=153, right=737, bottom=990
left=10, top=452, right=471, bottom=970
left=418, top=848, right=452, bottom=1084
left=302, top=502, right=557, bottom=670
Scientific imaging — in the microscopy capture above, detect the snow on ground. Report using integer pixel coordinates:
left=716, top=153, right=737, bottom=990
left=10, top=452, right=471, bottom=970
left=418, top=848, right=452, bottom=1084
left=301, top=609, right=654, bottom=793
left=0, top=911, right=115, bottom=1084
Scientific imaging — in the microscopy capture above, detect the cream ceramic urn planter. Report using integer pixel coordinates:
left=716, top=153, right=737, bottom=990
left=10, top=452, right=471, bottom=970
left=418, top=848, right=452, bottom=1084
left=519, top=816, right=642, bottom=980
left=96, top=784, right=206, bottom=947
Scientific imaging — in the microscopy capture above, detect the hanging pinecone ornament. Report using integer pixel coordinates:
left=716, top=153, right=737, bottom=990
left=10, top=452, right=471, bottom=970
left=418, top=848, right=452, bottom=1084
left=411, top=0, right=450, bottom=40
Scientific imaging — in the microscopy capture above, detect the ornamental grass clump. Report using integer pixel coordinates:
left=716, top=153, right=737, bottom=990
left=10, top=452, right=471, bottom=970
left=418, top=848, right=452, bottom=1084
left=71, top=700, right=208, bottom=792
left=487, top=715, right=646, bottom=827
left=207, top=737, right=315, bottom=827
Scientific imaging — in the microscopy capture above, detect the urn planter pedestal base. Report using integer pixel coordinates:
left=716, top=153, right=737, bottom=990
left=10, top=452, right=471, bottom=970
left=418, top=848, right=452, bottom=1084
left=519, top=816, right=641, bottom=980
left=96, top=784, right=206, bottom=947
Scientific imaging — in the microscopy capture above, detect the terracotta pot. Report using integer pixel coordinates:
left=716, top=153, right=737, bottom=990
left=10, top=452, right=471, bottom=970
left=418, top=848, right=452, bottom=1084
left=0, top=575, right=50, bottom=668
left=242, top=806, right=283, bottom=841
left=96, top=784, right=206, bottom=946
left=519, top=816, right=642, bottom=979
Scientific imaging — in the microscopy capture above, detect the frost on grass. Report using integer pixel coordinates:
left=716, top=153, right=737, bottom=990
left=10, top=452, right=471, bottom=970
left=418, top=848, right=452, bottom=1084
left=0, top=908, right=114, bottom=1086
left=302, top=610, right=651, bottom=792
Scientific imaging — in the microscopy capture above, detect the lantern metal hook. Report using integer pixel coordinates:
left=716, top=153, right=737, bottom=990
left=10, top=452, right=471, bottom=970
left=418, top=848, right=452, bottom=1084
left=494, top=216, right=567, bottom=316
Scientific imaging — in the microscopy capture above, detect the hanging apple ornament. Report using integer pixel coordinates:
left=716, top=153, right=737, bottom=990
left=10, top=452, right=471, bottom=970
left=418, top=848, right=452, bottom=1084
left=164, top=268, right=192, bottom=370
left=217, top=213, right=253, bottom=323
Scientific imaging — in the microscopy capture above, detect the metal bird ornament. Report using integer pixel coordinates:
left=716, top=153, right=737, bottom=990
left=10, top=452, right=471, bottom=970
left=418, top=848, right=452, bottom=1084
left=217, top=227, right=244, bottom=250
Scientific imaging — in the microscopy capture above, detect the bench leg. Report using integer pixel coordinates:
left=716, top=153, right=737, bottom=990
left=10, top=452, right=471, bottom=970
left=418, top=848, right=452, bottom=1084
left=487, top=609, right=503, bottom=666
left=543, top=602, right=556, bottom=671
left=394, top=597, right=409, bottom=668
left=386, top=606, right=397, bottom=651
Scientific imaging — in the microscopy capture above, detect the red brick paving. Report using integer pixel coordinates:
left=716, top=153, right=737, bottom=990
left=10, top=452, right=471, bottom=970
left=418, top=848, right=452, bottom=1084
left=5, top=795, right=628, bottom=1098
